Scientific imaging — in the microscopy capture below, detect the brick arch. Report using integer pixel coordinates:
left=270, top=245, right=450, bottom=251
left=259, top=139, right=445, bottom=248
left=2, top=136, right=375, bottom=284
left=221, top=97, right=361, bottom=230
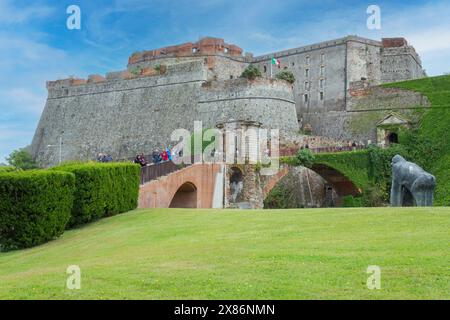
left=310, top=163, right=361, bottom=197
left=169, top=181, right=198, bottom=208
left=262, top=164, right=361, bottom=201
left=138, top=163, right=221, bottom=208
left=262, top=166, right=290, bottom=199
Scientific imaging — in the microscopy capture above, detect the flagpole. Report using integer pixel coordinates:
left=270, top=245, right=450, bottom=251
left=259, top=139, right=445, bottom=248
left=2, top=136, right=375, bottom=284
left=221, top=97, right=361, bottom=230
left=270, top=59, right=273, bottom=78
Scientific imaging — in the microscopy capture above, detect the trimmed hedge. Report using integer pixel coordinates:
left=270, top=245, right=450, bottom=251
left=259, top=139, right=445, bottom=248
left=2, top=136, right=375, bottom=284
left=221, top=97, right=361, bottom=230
left=0, top=170, right=75, bottom=250
left=52, top=163, right=140, bottom=226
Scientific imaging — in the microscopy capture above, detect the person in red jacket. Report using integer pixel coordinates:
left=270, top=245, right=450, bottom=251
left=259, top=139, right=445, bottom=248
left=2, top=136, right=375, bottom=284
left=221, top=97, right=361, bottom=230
left=161, top=149, right=169, bottom=162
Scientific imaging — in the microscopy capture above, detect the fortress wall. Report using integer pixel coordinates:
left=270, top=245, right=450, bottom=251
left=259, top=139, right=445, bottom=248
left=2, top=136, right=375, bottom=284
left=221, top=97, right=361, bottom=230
left=304, top=86, right=430, bottom=143
left=252, top=38, right=350, bottom=120
left=346, top=40, right=382, bottom=87
left=197, top=78, right=299, bottom=139
left=381, top=46, right=425, bottom=83
left=31, top=61, right=208, bottom=166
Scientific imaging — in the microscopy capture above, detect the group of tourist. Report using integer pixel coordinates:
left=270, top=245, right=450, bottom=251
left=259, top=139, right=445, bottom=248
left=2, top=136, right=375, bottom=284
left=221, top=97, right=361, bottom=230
left=96, top=153, right=113, bottom=163
left=134, top=146, right=178, bottom=167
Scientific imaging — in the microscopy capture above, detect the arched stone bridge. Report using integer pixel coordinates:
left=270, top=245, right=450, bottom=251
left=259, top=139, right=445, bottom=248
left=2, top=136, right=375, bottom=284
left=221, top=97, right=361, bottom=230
left=138, top=163, right=222, bottom=208
left=138, top=162, right=361, bottom=209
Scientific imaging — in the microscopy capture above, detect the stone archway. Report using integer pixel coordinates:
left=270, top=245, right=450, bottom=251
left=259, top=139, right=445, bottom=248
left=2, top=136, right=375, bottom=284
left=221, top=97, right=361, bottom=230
left=262, top=164, right=360, bottom=208
left=169, top=182, right=198, bottom=208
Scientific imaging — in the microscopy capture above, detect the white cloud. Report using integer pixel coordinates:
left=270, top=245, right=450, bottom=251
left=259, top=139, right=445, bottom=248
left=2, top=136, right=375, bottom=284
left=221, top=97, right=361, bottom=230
left=0, top=88, right=46, bottom=115
left=0, top=0, right=54, bottom=24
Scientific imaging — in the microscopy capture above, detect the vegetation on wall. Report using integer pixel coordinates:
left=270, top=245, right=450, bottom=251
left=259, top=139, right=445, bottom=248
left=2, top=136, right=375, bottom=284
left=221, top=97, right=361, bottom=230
left=0, top=170, right=75, bottom=250
left=275, top=70, right=295, bottom=84
left=240, top=64, right=262, bottom=80
left=383, top=75, right=450, bottom=206
left=281, top=149, right=315, bottom=168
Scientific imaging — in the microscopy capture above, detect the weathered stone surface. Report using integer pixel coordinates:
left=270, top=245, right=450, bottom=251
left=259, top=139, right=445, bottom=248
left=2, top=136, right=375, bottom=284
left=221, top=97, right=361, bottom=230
left=31, top=35, right=427, bottom=166
left=390, top=155, right=436, bottom=206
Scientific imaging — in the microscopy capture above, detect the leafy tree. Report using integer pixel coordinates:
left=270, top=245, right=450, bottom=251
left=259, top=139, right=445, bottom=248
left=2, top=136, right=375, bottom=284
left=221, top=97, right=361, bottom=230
left=276, top=70, right=295, bottom=84
left=240, top=64, right=262, bottom=80
left=294, top=148, right=315, bottom=168
left=6, top=148, right=38, bottom=170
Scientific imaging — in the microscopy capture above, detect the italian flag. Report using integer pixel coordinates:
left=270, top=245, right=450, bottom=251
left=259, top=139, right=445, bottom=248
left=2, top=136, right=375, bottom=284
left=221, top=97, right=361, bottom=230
left=271, top=57, right=280, bottom=66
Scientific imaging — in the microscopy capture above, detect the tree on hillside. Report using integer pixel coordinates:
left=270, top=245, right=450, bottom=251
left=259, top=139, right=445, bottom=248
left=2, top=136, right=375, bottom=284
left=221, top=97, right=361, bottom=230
left=6, top=148, right=38, bottom=170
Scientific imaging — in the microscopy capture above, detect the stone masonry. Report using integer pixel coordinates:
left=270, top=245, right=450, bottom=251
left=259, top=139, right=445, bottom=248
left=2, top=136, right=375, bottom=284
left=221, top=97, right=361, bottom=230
left=31, top=36, right=427, bottom=166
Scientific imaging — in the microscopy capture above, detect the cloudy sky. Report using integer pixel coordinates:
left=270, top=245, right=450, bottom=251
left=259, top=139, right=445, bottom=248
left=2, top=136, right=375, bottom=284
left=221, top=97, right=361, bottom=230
left=1, top=0, right=449, bottom=163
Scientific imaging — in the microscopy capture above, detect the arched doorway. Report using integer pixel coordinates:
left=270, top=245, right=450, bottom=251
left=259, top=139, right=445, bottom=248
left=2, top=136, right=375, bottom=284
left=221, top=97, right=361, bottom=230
left=229, top=167, right=244, bottom=203
left=387, top=132, right=399, bottom=144
left=169, top=182, right=197, bottom=208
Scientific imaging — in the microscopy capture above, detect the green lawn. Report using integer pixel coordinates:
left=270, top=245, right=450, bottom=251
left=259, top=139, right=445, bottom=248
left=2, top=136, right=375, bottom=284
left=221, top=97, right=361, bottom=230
left=0, top=208, right=449, bottom=299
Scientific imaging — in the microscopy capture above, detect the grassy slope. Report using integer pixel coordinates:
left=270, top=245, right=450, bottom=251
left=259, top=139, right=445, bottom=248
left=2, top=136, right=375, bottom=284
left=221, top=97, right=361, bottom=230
left=0, top=208, right=448, bottom=300
left=383, top=75, right=450, bottom=205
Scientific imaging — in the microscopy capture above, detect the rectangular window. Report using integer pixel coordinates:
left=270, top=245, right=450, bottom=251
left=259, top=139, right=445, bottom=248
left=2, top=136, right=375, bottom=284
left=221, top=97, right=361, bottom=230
left=320, top=92, right=324, bottom=101
left=305, top=81, right=309, bottom=90
left=306, top=56, right=310, bottom=65
left=305, top=68, right=309, bottom=77
left=304, top=94, right=309, bottom=103
left=320, top=79, right=324, bottom=89
left=320, top=66, right=325, bottom=76
left=321, top=53, right=325, bottom=62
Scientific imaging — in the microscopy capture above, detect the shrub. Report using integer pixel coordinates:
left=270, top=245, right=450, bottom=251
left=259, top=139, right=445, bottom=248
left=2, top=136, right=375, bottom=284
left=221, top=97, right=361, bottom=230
left=52, top=163, right=140, bottom=227
left=0, top=170, right=75, bottom=250
left=240, top=64, right=262, bottom=80
left=295, top=149, right=315, bottom=168
left=275, top=70, right=295, bottom=84
left=6, top=148, right=38, bottom=170
left=342, top=195, right=363, bottom=207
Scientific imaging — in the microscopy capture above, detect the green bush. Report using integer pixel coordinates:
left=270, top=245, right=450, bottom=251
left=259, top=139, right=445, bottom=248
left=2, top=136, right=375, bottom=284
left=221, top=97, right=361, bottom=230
left=52, top=163, right=140, bottom=227
left=0, top=166, right=15, bottom=173
left=342, top=195, right=363, bottom=207
left=0, top=170, right=75, bottom=250
left=295, top=149, right=315, bottom=168
left=263, top=185, right=293, bottom=209
left=275, top=70, right=295, bottom=84
left=240, top=64, right=262, bottom=80
left=6, top=148, right=38, bottom=170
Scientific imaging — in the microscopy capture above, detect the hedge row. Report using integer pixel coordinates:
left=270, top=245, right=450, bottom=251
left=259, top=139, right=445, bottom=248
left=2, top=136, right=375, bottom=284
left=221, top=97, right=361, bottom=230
left=0, top=171, right=75, bottom=250
left=52, top=163, right=141, bottom=226
left=0, top=163, right=141, bottom=250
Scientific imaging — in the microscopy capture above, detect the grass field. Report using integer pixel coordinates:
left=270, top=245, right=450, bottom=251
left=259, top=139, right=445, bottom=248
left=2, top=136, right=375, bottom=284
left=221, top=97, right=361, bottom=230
left=0, top=208, right=448, bottom=300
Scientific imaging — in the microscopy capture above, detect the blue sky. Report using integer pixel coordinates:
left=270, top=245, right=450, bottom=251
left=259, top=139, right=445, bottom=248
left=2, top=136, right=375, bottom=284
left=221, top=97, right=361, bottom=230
left=1, top=0, right=449, bottom=163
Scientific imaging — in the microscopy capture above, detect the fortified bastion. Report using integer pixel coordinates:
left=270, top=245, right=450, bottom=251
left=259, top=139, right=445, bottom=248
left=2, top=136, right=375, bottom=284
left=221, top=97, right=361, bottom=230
left=31, top=37, right=298, bottom=166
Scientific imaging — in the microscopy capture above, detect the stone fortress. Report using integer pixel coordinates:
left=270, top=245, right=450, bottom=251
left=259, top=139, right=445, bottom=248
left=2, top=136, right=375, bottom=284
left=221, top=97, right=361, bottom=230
left=31, top=36, right=427, bottom=166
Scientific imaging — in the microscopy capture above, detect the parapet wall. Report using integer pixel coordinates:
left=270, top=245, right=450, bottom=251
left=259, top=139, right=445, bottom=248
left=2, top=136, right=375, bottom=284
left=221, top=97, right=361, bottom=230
left=128, top=37, right=245, bottom=66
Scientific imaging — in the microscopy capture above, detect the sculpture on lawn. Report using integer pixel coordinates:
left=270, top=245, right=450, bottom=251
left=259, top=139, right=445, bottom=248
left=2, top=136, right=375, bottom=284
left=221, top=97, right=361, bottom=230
left=390, top=155, right=436, bottom=207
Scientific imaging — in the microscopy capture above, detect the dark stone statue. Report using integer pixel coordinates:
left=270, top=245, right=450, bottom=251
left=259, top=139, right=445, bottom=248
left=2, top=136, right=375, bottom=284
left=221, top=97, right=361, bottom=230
left=390, top=155, right=436, bottom=206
